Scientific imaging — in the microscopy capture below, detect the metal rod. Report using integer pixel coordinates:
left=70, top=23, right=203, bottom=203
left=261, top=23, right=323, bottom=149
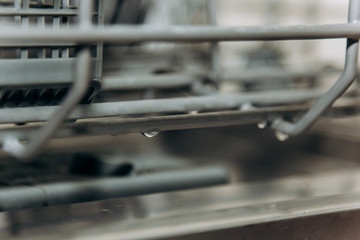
left=0, top=9, right=78, bottom=16
left=207, top=0, right=220, bottom=82
left=0, top=89, right=325, bottom=124
left=222, top=67, right=340, bottom=83
left=51, top=0, right=61, bottom=58
left=37, top=14, right=46, bottom=58
left=98, top=68, right=341, bottom=91
left=61, top=0, right=70, bottom=58
left=0, top=166, right=228, bottom=211
left=78, top=0, right=93, bottom=27
left=102, top=73, right=198, bottom=90
left=271, top=0, right=360, bottom=136
left=1, top=102, right=358, bottom=141
left=20, top=0, right=29, bottom=59
left=2, top=23, right=360, bottom=43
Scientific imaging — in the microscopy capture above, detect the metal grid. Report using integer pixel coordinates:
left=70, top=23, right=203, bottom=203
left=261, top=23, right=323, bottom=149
left=0, top=0, right=359, bottom=160
left=0, top=0, right=103, bottom=108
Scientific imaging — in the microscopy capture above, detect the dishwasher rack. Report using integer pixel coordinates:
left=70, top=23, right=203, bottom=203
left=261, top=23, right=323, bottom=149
left=0, top=0, right=103, bottom=107
left=0, top=0, right=359, bottom=160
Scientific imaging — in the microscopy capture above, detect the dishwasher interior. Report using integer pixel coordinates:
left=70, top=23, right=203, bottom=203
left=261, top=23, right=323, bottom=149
left=1, top=0, right=360, bottom=239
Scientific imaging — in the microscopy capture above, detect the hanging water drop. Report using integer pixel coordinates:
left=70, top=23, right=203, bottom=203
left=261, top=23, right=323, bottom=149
left=141, top=131, right=159, bottom=138
left=189, top=110, right=198, bottom=115
left=240, top=102, right=254, bottom=111
left=257, top=121, right=268, bottom=129
left=275, top=131, right=289, bottom=142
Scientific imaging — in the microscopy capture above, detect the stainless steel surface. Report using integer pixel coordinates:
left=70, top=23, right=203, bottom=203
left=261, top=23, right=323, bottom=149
left=2, top=170, right=360, bottom=239
left=0, top=166, right=228, bottom=211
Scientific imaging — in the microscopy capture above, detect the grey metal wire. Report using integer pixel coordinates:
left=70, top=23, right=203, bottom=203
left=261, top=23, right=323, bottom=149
left=2, top=23, right=360, bottom=44
left=207, top=0, right=220, bottom=83
left=271, top=0, right=360, bottom=136
left=0, top=88, right=326, bottom=124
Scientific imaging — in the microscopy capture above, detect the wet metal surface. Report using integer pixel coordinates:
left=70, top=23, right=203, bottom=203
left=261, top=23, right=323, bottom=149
left=2, top=171, right=360, bottom=239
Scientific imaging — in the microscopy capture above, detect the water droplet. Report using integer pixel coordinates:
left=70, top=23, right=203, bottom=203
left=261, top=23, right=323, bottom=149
left=240, top=102, right=254, bottom=111
left=2, top=136, right=24, bottom=155
left=141, top=131, right=159, bottom=138
left=257, top=121, right=268, bottom=129
left=275, top=131, right=289, bottom=142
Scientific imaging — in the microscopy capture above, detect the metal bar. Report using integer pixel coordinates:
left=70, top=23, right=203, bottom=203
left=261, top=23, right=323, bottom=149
left=0, top=42, right=77, bottom=47
left=94, top=0, right=104, bottom=82
left=101, top=73, right=198, bottom=90
left=0, top=58, right=74, bottom=86
left=0, top=8, right=79, bottom=16
left=0, top=166, right=228, bottom=212
left=13, top=0, right=21, bottom=24
left=0, top=58, right=98, bottom=87
left=222, top=67, right=340, bottom=83
left=51, top=0, right=61, bottom=58
left=0, top=89, right=326, bottom=124
left=101, top=68, right=339, bottom=90
left=207, top=0, right=220, bottom=82
left=37, top=14, right=46, bottom=58
left=61, top=0, right=70, bottom=58
left=78, top=0, right=93, bottom=27
left=2, top=23, right=360, bottom=43
left=0, top=102, right=358, bottom=141
left=20, top=0, right=29, bottom=59
left=271, top=0, right=360, bottom=136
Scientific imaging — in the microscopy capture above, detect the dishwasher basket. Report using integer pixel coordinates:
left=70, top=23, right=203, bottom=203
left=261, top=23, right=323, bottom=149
left=0, top=0, right=103, bottom=107
left=0, top=0, right=359, bottom=160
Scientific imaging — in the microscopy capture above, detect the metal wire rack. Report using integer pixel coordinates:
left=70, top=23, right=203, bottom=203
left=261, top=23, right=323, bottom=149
left=0, top=0, right=359, bottom=160
left=0, top=0, right=103, bottom=106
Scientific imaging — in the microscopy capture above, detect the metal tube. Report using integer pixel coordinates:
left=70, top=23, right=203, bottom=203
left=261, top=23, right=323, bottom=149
left=1, top=23, right=360, bottom=43
left=102, top=73, right=197, bottom=90
left=0, top=102, right=358, bottom=141
left=222, top=68, right=340, bottom=83
left=101, top=68, right=339, bottom=90
left=51, top=0, right=61, bottom=58
left=20, top=0, right=29, bottom=59
left=271, top=0, right=360, bottom=136
left=0, top=89, right=325, bottom=124
left=0, top=9, right=78, bottom=16
left=78, top=0, right=93, bottom=27
left=207, top=0, right=220, bottom=82
left=0, top=166, right=228, bottom=211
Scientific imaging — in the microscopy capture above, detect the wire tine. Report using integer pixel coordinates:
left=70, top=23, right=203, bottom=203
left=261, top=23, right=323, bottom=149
left=78, top=0, right=93, bottom=27
left=52, top=0, right=61, bottom=58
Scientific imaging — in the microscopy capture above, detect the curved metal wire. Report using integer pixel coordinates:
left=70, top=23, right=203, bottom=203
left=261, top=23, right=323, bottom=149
left=271, top=0, right=360, bottom=137
left=2, top=1, right=93, bottom=161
